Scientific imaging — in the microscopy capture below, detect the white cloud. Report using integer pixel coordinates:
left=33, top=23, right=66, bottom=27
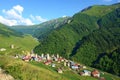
left=103, top=0, right=112, bottom=2
left=2, top=8, right=22, bottom=20
left=36, top=16, right=47, bottom=22
left=0, top=5, right=47, bottom=26
left=62, top=15, right=67, bottom=18
left=13, top=5, right=24, bottom=15
left=22, top=18, right=33, bottom=25
left=30, top=15, right=47, bottom=22
left=0, top=16, right=17, bottom=26
left=30, top=15, right=35, bottom=21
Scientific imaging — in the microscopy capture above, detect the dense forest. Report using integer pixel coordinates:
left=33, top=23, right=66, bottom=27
left=34, top=4, right=120, bottom=76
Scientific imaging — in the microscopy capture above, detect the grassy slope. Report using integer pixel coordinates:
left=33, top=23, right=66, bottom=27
left=0, top=23, right=39, bottom=55
left=30, top=62, right=120, bottom=80
left=0, top=23, right=22, bottom=37
left=0, top=35, right=39, bottom=55
left=81, top=3, right=120, bottom=17
left=0, top=56, right=97, bottom=80
left=0, top=56, right=119, bottom=80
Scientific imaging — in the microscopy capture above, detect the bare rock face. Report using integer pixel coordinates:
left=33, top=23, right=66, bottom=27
left=0, top=68, right=14, bottom=80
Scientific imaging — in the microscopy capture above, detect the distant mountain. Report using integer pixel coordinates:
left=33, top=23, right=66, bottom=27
left=11, top=17, right=71, bottom=40
left=33, top=17, right=71, bottom=40
left=11, top=25, right=35, bottom=35
left=34, top=3, right=120, bottom=76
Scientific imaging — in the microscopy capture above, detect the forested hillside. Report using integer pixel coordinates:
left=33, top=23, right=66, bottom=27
left=34, top=4, right=120, bottom=76
left=34, top=13, right=99, bottom=57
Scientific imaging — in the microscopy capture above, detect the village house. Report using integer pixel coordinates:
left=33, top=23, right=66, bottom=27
left=64, top=61, right=67, bottom=66
left=71, top=64, right=79, bottom=70
left=57, top=57, right=64, bottom=63
left=80, top=70, right=91, bottom=76
left=30, top=54, right=37, bottom=61
left=22, top=55, right=31, bottom=62
left=44, top=60, right=52, bottom=65
left=41, top=54, right=44, bottom=58
left=22, top=53, right=31, bottom=62
left=56, top=54, right=59, bottom=59
left=69, top=61, right=79, bottom=70
left=91, top=69, right=100, bottom=78
left=46, top=53, right=51, bottom=60
left=53, top=56, right=58, bottom=61
left=37, top=56, right=42, bottom=62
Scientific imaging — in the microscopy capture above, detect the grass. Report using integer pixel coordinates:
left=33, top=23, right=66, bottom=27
left=81, top=5, right=120, bottom=17
left=0, top=34, right=39, bottom=55
left=30, top=61, right=97, bottom=80
left=0, top=56, right=68, bottom=80
left=0, top=56, right=119, bottom=80
left=100, top=72, right=120, bottom=80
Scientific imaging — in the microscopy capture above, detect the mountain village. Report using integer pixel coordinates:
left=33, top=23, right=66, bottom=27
left=0, top=44, right=106, bottom=80
left=13, top=49, right=106, bottom=80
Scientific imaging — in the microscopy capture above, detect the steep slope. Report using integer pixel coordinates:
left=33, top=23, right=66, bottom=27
left=34, top=13, right=99, bottom=58
left=82, top=7, right=120, bottom=76
left=34, top=3, right=119, bottom=56
left=34, top=3, right=120, bottom=76
left=72, top=7, right=120, bottom=67
left=34, top=17, right=71, bottom=39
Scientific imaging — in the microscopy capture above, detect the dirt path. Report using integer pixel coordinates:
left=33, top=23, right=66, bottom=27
left=0, top=68, right=14, bottom=80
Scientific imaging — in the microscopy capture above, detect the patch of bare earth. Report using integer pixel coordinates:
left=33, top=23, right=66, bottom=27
left=0, top=68, right=14, bottom=80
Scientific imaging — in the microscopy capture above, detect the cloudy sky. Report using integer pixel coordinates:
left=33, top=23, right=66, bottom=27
left=0, top=0, right=119, bottom=26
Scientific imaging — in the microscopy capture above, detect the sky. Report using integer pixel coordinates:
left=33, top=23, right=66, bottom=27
left=0, top=0, right=119, bottom=26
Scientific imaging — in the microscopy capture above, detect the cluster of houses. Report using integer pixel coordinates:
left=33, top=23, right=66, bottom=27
left=15, top=52, right=105, bottom=80
left=80, top=69, right=102, bottom=78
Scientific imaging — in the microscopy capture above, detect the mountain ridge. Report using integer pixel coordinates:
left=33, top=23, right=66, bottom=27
left=10, top=17, right=70, bottom=40
left=34, top=3, right=120, bottom=76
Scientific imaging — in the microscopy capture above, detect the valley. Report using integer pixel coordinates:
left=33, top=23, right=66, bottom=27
left=0, top=2, right=120, bottom=80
